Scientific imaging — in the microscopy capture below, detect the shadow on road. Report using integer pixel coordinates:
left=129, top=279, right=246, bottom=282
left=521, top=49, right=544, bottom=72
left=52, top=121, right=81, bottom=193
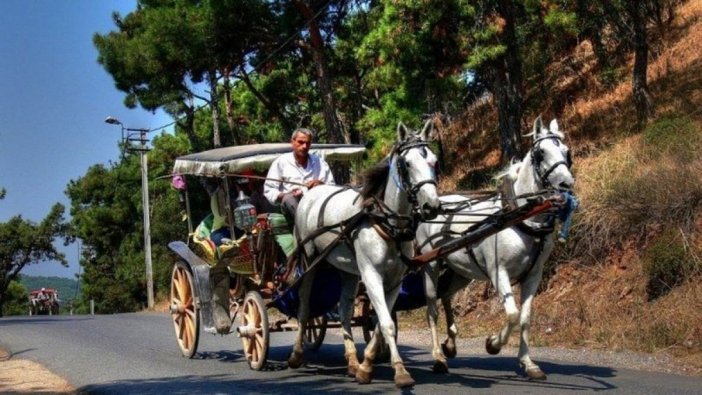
left=79, top=343, right=619, bottom=394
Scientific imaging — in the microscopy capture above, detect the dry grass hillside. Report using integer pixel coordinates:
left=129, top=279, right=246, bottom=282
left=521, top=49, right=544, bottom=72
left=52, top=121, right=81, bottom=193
left=423, top=0, right=702, bottom=374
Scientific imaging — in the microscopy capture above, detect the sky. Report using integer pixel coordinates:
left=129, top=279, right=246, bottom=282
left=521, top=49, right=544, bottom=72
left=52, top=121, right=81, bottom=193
left=0, top=1, right=173, bottom=279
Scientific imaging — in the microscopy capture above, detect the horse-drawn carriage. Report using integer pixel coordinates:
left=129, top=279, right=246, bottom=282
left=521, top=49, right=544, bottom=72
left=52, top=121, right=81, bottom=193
left=167, top=118, right=573, bottom=387
left=167, top=141, right=368, bottom=368
left=29, top=288, right=60, bottom=316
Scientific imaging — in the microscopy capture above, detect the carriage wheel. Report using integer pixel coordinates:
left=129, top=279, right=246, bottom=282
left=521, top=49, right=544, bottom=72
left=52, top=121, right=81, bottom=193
left=304, top=315, right=328, bottom=351
left=239, top=290, right=269, bottom=370
left=170, top=261, right=200, bottom=358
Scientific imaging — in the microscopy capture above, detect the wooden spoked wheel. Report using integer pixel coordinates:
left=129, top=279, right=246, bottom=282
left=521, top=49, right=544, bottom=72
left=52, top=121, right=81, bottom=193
left=304, top=315, right=328, bottom=351
left=239, top=290, right=269, bottom=370
left=170, top=261, right=200, bottom=358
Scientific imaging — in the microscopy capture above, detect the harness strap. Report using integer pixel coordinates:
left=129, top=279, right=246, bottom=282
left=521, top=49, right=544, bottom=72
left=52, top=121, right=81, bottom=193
left=317, top=186, right=351, bottom=229
left=515, top=221, right=555, bottom=237
left=284, top=209, right=367, bottom=288
left=512, top=237, right=546, bottom=285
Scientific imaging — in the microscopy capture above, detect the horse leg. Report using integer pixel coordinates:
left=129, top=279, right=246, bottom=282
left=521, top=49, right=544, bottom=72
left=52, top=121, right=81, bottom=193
left=288, top=266, right=317, bottom=369
left=338, top=271, right=361, bottom=377
left=486, top=267, right=519, bottom=355
left=440, top=275, right=471, bottom=359
left=356, top=325, right=381, bottom=384
left=357, top=269, right=414, bottom=388
left=423, top=264, right=448, bottom=373
left=517, top=264, right=547, bottom=380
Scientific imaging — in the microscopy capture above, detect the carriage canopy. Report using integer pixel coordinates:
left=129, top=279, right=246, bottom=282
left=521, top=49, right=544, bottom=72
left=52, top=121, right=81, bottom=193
left=173, top=143, right=366, bottom=177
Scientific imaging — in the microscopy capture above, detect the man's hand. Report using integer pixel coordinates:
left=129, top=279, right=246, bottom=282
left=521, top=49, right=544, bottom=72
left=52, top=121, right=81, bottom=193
left=277, top=189, right=304, bottom=202
left=291, top=188, right=304, bottom=198
left=306, top=179, right=323, bottom=189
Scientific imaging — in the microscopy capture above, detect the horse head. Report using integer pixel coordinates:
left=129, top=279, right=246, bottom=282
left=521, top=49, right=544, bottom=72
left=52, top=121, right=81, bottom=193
left=527, top=116, right=574, bottom=191
left=394, top=120, right=441, bottom=220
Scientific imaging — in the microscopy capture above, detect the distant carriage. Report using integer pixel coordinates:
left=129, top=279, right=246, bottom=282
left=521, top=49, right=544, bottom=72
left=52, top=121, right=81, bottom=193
left=29, top=288, right=60, bottom=316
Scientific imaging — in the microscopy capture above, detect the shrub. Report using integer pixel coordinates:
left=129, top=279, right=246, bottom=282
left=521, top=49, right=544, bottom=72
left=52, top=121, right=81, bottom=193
left=641, top=115, right=700, bottom=163
left=643, top=230, right=700, bottom=300
left=2, top=281, right=29, bottom=316
left=573, top=116, right=702, bottom=264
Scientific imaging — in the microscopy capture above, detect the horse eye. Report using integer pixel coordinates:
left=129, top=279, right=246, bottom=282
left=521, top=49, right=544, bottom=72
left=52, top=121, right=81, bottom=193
left=420, top=147, right=427, bottom=159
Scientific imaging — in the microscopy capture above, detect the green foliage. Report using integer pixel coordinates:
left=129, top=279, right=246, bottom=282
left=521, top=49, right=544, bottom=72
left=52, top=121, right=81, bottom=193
left=640, top=320, right=689, bottom=353
left=1, top=281, right=28, bottom=316
left=599, top=66, right=623, bottom=87
left=643, top=230, right=700, bottom=300
left=66, top=130, right=191, bottom=313
left=0, top=202, right=67, bottom=317
left=595, top=116, right=702, bottom=233
left=642, top=115, right=700, bottom=163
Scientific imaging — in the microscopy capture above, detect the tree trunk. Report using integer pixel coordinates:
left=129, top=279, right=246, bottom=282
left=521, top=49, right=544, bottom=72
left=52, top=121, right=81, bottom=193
left=492, top=0, right=523, bottom=163
left=577, top=0, right=609, bottom=70
left=176, top=103, right=198, bottom=151
left=208, top=70, right=222, bottom=148
left=294, top=0, right=344, bottom=144
left=238, top=66, right=293, bottom=133
left=222, top=72, right=241, bottom=145
left=628, top=1, right=653, bottom=125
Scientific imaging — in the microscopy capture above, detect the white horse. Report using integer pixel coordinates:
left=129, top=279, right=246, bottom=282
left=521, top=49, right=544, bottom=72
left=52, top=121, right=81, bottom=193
left=289, top=121, right=441, bottom=388
left=416, top=116, right=574, bottom=379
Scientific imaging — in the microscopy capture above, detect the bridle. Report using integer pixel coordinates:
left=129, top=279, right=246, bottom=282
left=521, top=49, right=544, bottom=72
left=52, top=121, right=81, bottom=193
left=530, top=135, right=572, bottom=189
left=390, top=138, right=438, bottom=208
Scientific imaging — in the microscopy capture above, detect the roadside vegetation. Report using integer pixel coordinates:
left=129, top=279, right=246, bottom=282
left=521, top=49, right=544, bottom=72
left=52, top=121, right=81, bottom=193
left=419, top=0, right=702, bottom=373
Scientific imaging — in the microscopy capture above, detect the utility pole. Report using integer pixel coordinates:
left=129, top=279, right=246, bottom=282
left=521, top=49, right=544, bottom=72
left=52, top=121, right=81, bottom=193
left=104, top=116, right=155, bottom=310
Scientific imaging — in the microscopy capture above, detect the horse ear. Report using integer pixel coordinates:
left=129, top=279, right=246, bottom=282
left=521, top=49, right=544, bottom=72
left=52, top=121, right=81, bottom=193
left=397, top=122, right=409, bottom=141
left=532, top=115, right=543, bottom=140
left=420, top=119, right=433, bottom=141
left=549, top=119, right=560, bottom=134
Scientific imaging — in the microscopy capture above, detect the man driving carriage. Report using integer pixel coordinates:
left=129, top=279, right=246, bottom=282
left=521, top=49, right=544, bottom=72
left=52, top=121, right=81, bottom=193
left=206, top=129, right=336, bottom=334
left=264, top=128, right=335, bottom=226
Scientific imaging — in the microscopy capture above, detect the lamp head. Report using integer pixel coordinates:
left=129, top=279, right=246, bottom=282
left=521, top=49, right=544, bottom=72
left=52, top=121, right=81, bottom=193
left=104, top=116, right=122, bottom=125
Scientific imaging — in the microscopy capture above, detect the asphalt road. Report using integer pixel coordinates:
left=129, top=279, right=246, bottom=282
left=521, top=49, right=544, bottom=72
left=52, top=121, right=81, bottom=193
left=0, top=313, right=700, bottom=394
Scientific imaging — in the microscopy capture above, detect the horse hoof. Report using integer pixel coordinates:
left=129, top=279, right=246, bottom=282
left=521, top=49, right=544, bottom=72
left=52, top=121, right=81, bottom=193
left=347, top=364, right=358, bottom=377
left=441, top=341, right=457, bottom=359
left=432, top=360, right=449, bottom=374
left=355, top=365, right=373, bottom=384
left=394, top=373, right=416, bottom=389
left=485, top=336, right=501, bottom=355
left=287, top=353, right=303, bottom=369
left=526, top=367, right=547, bottom=380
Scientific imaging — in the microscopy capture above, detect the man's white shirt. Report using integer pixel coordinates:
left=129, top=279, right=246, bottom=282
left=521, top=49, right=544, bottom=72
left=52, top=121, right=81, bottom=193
left=264, top=152, right=335, bottom=204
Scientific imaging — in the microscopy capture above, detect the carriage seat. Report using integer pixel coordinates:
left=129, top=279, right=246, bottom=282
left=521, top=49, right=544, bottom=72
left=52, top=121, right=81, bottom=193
left=260, top=212, right=295, bottom=258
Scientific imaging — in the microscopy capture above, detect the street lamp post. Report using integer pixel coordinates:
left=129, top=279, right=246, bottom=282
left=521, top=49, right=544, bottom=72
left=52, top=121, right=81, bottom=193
left=105, top=116, right=155, bottom=310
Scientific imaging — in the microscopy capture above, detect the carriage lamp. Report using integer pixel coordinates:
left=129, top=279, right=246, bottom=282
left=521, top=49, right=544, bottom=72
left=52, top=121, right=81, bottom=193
left=105, top=115, right=155, bottom=310
left=234, top=190, right=258, bottom=231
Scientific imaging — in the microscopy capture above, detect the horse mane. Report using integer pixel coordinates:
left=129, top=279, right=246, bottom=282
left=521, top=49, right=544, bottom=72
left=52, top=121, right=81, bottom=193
left=360, top=159, right=390, bottom=199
